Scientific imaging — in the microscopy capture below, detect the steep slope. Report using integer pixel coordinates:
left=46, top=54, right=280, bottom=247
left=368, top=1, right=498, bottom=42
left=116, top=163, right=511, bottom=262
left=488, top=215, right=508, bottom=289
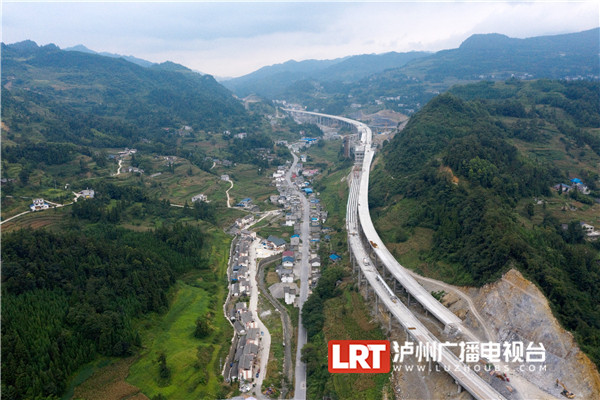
left=370, top=80, right=600, bottom=367
left=1, top=41, right=253, bottom=147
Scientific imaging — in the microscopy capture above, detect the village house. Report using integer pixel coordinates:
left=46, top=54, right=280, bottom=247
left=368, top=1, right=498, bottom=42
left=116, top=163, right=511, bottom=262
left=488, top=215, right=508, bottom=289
left=127, top=166, right=144, bottom=174
left=221, top=174, right=230, bottom=181
left=282, top=256, right=294, bottom=268
left=241, top=229, right=256, bottom=239
left=30, top=198, right=50, bottom=212
left=284, top=287, right=296, bottom=305
left=266, top=235, right=287, bottom=251
left=285, top=213, right=296, bottom=226
left=236, top=198, right=253, bottom=208
left=77, top=188, right=95, bottom=199
left=235, top=214, right=255, bottom=228
left=290, top=234, right=300, bottom=247
left=191, top=193, right=207, bottom=203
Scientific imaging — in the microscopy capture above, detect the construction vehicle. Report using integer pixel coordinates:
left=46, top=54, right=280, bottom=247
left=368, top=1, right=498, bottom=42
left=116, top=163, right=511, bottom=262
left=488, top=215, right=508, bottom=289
left=556, top=379, right=575, bottom=399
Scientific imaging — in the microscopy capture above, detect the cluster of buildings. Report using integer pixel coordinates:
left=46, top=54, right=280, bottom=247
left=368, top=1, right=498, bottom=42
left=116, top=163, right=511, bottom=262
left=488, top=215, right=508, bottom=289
left=30, top=198, right=50, bottom=212
left=191, top=193, right=207, bottom=203
left=267, top=159, right=333, bottom=305
left=226, top=230, right=263, bottom=389
left=30, top=188, right=96, bottom=211
left=117, top=148, right=137, bottom=157
left=236, top=197, right=258, bottom=211
left=235, top=214, right=255, bottom=230
left=553, top=178, right=591, bottom=195
left=229, top=231, right=256, bottom=302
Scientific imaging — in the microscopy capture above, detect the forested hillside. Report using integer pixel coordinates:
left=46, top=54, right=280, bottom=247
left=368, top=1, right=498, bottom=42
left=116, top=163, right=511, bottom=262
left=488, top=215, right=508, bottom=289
left=223, top=51, right=429, bottom=98
left=250, top=28, right=599, bottom=116
left=370, top=80, right=600, bottom=365
left=1, top=41, right=258, bottom=148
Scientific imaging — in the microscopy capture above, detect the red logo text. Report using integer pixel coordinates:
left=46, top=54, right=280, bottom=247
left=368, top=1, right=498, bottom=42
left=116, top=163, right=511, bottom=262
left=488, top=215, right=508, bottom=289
left=328, top=340, right=390, bottom=373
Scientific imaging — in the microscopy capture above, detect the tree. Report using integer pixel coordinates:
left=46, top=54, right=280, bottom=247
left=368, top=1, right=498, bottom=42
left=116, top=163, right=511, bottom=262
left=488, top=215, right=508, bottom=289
left=194, top=317, right=211, bottom=338
left=157, top=352, right=171, bottom=381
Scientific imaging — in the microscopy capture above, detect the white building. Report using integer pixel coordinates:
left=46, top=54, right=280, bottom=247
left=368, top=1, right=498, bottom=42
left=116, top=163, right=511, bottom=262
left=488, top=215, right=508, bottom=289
left=30, top=198, right=50, bottom=212
left=284, top=287, right=296, bottom=305
left=191, top=193, right=207, bottom=203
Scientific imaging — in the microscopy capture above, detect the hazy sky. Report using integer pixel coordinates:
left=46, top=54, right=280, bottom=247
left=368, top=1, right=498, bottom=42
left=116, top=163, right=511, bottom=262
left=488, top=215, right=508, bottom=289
left=2, top=1, right=598, bottom=78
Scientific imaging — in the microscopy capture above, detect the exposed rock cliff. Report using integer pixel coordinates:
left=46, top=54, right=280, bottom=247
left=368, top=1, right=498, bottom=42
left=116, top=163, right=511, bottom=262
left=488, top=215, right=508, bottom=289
left=471, top=269, right=600, bottom=399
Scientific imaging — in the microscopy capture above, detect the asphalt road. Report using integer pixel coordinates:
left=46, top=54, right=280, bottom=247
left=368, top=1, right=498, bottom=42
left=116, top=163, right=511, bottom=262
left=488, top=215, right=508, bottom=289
left=285, top=150, right=309, bottom=400
left=286, top=108, right=506, bottom=400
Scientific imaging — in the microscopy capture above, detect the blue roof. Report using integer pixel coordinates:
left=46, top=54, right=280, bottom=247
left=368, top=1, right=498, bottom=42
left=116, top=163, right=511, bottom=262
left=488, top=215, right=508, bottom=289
left=241, top=198, right=252, bottom=202
left=303, top=188, right=313, bottom=194
left=570, top=178, right=582, bottom=184
left=282, top=256, right=295, bottom=262
left=310, top=199, right=320, bottom=203
left=291, top=234, right=300, bottom=238
left=329, top=254, right=341, bottom=261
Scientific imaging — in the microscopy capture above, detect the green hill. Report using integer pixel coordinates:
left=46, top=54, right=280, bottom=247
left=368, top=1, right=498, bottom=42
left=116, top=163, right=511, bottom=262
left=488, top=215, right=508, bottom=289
left=369, top=79, right=600, bottom=365
left=1, top=41, right=254, bottom=148
left=222, top=51, right=430, bottom=98
left=270, top=28, right=599, bottom=116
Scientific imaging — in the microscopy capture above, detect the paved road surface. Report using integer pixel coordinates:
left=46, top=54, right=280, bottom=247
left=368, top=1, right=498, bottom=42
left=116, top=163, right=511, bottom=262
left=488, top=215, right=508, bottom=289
left=286, top=108, right=506, bottom=400
left=285, top=150, right=309, bottom=400
left=248, top=239, right=272, bottom=398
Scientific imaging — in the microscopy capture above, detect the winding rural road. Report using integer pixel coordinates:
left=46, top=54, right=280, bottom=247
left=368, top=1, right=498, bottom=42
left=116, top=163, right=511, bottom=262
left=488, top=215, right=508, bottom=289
left=257, top=259, right=294, bottom=396
left=225, top=178, right=234, bottom=208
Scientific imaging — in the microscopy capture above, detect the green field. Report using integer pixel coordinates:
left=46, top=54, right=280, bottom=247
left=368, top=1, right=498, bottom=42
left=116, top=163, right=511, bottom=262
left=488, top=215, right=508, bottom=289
left=126, top=229, right=233, bottom=399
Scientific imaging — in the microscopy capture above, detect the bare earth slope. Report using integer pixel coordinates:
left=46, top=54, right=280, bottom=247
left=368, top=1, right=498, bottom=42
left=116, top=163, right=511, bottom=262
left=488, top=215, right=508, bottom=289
left=471, top=269, right=600, bottom=399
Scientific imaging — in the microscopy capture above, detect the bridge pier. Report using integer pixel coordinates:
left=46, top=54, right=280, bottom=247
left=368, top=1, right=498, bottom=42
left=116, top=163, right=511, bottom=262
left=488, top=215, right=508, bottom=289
left=455, top=380, right=462, bottom=394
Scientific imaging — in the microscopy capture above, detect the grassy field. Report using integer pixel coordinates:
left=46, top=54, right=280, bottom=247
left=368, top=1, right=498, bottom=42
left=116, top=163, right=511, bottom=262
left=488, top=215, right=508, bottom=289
left=258, top=295, right=285, bottom=398
left=125, top=227, right=233, bottom=400
left=320, top=285, right=393, bottom=400
left=225, top=163, right=278, bottom=208
left=303, top=140, right=344, bottom=170
left=1, top=205, right=72, bottom=233
left=68, top=357, right=147, bottom=400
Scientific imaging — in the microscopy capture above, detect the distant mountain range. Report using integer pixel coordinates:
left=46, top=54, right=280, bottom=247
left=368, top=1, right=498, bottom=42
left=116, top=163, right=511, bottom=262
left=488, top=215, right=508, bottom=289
left=223, top=28, right=599, bottom=100
left=222, top=51, right=430, bottom=98
left=64, top=44, right=155, bottom=68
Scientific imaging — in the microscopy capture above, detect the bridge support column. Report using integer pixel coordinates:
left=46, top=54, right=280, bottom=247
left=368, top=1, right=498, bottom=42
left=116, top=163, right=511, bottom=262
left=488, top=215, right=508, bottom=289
left=455, top=381, right=462, bottom=394
left=388, top=311, right=392, bottom=332
left=407, top=293, right=411, bottom=307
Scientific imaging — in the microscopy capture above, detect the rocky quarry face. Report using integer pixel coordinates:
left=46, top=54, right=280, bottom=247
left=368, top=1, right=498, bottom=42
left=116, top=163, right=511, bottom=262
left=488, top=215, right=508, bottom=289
left=467, top=268, right=600, bottom=399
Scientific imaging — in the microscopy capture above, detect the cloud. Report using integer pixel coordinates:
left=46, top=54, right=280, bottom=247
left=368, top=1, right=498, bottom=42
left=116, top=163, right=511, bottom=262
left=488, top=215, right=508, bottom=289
left=2, top=1, right=598, bottom=77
